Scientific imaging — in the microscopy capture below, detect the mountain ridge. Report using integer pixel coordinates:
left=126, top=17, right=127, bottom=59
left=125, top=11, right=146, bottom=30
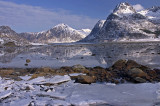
left=19, top=23, right=91, bottom=43
left=0, top=2, right=160, bottom=44
left=0, top=26, right=29, bottom=46
left=0, top=24, right=91, bottom=45
left=80, top=2, right=160, bottom=42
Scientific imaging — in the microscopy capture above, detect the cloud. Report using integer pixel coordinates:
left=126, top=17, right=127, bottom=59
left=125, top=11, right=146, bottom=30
left=133, top=4, right=144, bottom=11
left=0, top=1, right=98, bottom=32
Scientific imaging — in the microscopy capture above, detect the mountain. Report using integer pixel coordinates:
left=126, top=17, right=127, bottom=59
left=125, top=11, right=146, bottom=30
left=113, top=2, right=136, bottom=17
left=0, top=26, right=29, bottom=46
left=79, top=20, right=105, bottom=42
left=77, top=29, right=91, bottom=38
left=138, top=6, right=160, bottom=24
left=20, top=24, right=91, bottom=43
left=0, top=24, right=90, bottom=45
left=81, top=2, right=160, bottom=42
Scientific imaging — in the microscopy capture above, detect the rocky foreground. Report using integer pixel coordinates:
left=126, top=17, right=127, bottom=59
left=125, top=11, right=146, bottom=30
left=0, top=59, right=160, bottom=105
left=0, top=59, right=160, bottom=84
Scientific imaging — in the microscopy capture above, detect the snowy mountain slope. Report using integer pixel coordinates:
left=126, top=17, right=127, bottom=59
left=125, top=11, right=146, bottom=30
left=80, top=2, right=160, bottom=42
left=138, top=6, right=160, bottom=24
left=79, top=20, right=105, bottom=42
left=0, top=26, right=29, bottom=46
left=113, top=2, right=136, bottom=17
left=77, top=29, right=91, bottom=38
left=20, top=24, right=90, bottom=43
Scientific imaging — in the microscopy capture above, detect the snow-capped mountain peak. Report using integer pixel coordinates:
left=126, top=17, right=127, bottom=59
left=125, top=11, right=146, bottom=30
left=19, top=23, right=90, bottom=43
left=113, top=2, right=136, bottom=17
left=54, top=23, right=69, bottom=28
left=52, top=23, right=75, bottom=33
left=80, top=3, right=160, bottom=43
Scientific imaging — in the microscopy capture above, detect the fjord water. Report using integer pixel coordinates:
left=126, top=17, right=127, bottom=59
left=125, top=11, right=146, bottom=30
left=0, top=42, right=160, bottom=69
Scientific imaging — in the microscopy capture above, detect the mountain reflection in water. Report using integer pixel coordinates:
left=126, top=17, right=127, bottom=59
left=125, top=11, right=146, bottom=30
left=0, top=42, right=160, bottom=68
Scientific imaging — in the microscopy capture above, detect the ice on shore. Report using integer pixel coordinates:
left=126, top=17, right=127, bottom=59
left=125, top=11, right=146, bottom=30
left=0, top=75, right=160, bottom=106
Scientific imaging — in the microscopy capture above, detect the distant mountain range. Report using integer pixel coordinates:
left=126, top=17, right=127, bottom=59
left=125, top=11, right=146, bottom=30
left=81, top=2, right=160, bottom=42
left=0, top=2, right=160, bottom=45
left=19, top=24, right=91, bottom=43
left=0, top=24, right=91, bottom=46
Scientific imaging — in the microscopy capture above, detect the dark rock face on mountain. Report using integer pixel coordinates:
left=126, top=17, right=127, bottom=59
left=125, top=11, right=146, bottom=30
left=0, top=26, right=29, bottom=46
left=19, top=24, right=90, bottom=43
left=80, top=2, right=160, bottom=42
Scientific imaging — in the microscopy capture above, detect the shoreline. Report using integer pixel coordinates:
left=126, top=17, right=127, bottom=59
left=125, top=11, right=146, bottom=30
left=0, top=59, right=160, bottom=84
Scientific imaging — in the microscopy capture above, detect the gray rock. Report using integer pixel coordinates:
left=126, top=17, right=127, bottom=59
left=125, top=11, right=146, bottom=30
left=134, top=77, right=146, bottom=83
left=128, top=68, right=144, bottom=76
left=128, top=68, right=148, bottom=79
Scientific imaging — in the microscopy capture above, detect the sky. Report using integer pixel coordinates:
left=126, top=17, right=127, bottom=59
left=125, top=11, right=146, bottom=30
left=0, top=0, right=160, bottom=32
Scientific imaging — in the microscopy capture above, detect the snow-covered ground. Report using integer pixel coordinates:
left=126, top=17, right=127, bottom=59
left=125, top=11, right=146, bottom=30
left=117, top=38, right=160, bottom=42
left=30, top=43, right=47, bottom=46
left=0, top=75, right=160, bottom=106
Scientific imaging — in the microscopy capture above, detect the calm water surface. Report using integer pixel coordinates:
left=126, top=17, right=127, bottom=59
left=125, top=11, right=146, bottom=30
left=0, top=42, right=160, bottom=68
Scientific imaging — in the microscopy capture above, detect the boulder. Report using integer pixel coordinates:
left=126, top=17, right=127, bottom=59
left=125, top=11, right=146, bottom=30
left=134, top=77, right=146, bottom=83
left=126, top=60, right=141, bottom=70
left=76, top=75, right=96, bottom=84
left=138, top=65, right=151, bottom=73
left=147, top=70, right=157, bottom=79
left=112, top=59, right=127, bottom=70
left=127, top=68, right=148, bottom=78
left=88, top=67, right=112, bottom=82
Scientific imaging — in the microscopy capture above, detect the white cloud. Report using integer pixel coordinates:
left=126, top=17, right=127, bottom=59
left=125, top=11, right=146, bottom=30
left=133, top=4, right=144, bottom=11
left=0, top=1, right=98, bottom=32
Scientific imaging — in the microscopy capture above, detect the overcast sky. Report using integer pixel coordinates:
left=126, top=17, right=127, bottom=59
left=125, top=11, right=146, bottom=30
left=0, top=0, right=159, bottom=32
